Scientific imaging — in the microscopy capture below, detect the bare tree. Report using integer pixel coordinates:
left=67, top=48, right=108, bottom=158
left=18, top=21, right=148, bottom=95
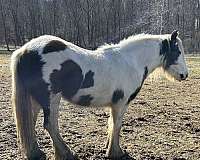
left=0, top=0, right=199, bottom=53
left=0, top=0, right=10, bottom=50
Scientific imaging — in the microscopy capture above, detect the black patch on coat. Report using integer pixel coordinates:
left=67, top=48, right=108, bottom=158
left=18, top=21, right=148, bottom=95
left=160, top=39, right=181, bottom=69
left=126, top=67, right=148, bottom=104
left=81, top=70, right=95, bottom=89
left=112, top=89, right=124, bottom=104
left=77, top=95, right=93, bottom=106
left=50, top=60, right=83, bottom=99
left=160, top=39, right=169, bottom=56
left=126, top=87, right=141, bottom=104
left=43, top=40, right=67, bottom=54
left=143, top=66, right=148, bottom=83
left=17, top=50, right=50, bottom=107
left=17, top=50, right=50, bottom=126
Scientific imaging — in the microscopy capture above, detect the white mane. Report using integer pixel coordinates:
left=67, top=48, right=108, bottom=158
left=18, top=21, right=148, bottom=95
left=96, top=33, right=170, bottom=51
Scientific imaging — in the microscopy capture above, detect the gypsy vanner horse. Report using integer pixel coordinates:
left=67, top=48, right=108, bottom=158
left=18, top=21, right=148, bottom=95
left=11, top=30, right=188, bottom=159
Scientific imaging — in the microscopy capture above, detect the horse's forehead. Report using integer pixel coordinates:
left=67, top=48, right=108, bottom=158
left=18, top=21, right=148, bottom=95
left=177, top=38, right=184, bottom=54
left=160, top=39, right=183, bottom=68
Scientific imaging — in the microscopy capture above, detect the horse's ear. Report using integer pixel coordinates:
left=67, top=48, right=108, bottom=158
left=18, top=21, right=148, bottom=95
left=171, top=30, right=179, bottom=41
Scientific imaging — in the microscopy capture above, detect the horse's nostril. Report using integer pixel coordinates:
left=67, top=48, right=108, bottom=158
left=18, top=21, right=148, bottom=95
left=180, top=73, right=188, bottom=80
left=180, top=74, right=184, bottom=79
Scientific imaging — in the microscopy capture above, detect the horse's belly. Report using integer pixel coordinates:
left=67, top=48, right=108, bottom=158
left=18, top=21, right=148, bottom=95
left=68, top=87, right=112, bottom=107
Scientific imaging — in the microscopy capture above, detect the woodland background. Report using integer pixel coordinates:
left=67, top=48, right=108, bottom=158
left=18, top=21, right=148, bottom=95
left=0, top=0, right=199, bottom=53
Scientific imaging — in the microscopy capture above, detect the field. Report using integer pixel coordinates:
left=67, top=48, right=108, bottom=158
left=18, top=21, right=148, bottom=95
left=0, top=53, right=200, bottom=160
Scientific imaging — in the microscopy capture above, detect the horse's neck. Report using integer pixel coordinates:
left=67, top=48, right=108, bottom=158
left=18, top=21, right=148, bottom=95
left=119, top=38, right=163, bottom=75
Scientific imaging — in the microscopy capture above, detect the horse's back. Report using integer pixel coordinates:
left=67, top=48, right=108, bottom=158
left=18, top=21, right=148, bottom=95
left=10, top=35, right=109, bottom=107
left=11, top=35, right=141, bottom=108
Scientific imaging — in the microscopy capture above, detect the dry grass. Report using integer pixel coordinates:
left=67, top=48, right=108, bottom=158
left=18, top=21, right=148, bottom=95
left=0, top=54, right=200, bottom=160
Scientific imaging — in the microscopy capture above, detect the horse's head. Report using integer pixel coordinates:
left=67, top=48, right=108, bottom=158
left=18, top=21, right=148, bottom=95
left=161, top=30, right=188, bottom=81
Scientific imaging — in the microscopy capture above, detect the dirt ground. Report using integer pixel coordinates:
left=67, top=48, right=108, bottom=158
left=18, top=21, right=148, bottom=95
left=0, top=54, right=200, bottom=160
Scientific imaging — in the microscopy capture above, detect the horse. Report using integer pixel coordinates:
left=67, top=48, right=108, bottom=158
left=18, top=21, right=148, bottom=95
left=11, top=30, right=188, bottom=160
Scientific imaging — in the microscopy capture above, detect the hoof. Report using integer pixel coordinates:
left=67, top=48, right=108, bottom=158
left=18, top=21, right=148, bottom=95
left=28, top=149, right=46, bottom=160
left=55, top=154, right=77, bottom=160
left=55, top=150, right=78, bottom=160
left=106, top=148, right=124, bottom=160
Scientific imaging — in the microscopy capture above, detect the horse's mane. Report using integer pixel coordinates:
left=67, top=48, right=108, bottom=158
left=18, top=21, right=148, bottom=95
left=96, top=33, right=169, bottom=51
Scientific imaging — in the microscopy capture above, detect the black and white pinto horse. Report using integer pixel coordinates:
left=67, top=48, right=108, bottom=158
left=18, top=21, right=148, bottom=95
left=11, top=31, right=188, bottom=160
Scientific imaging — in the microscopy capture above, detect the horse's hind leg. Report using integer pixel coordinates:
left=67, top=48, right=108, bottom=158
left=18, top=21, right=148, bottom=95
left=31, top=97, right=41, bottom=127
left=105, top=109, right=112, bottom=149
left=44, top=93, right=75, bottom=160
left=106, top=104, right=128, bottom=159
left=29, top=97, right=46, bottom=160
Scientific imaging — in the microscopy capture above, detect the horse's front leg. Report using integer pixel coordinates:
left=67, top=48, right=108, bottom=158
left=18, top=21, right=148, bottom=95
left=106, top=104, right=128, bottom=159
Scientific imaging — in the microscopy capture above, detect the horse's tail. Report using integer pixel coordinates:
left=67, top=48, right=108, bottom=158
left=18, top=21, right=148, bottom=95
left=11, top=49, right=35, bottom=157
